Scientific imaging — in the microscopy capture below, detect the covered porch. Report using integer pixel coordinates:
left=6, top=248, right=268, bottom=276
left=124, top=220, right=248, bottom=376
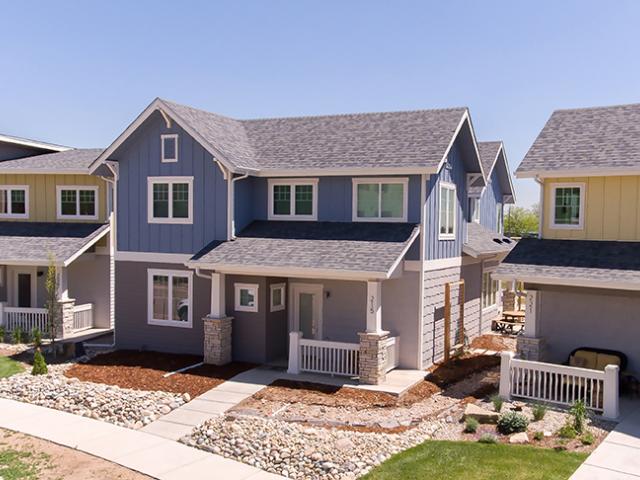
left=0, top=222, right=112, bottom=341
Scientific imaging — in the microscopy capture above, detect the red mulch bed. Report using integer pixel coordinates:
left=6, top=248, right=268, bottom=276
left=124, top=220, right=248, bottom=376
left=427, top=354, right=501, bottom=388
left=65, top=350, right=255, bottom=398
left=469, top=334, right=517, bottom=352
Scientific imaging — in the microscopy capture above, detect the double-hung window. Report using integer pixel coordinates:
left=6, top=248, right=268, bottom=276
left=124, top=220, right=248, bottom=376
left=0, top=186, right=28, bottom=219
left=439, top=182, right=456, bottom=239
left=161, top=134, right=178, bottom=163
left=469, top=197, right=480, bottom=223
left=148, top=269, right=193, bottom=328
left=352, top=178, right=408, bottom=222
left=268, top=179, right=318, bottom=220
left=550, top=183, right=584, bottom=229
left=57, top=186, right=98, bottom=220
left=148, top=177, right=193, bottom=224
left=481, top=271, right=499, bottom=309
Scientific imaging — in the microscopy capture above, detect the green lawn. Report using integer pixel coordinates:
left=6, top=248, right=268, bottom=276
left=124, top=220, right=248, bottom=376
left=0, top=448, right=41, bottom=480
left=362, top=441, right=588, bottom=480
left=0, top=357, right=24, bottom=378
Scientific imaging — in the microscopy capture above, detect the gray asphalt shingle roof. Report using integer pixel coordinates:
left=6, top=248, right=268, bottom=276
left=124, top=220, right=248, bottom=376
left=463, top=222, right=515, bottom=257
left=189, top=221, right=419, bottom=276
left=0, top=148, right=104, bottom=172
left=0, top=222, right=109, bottom=264
left=477, top=141, right=502, bottom=176
left=517, top=103, right=640, bottom=175
left=495, top=238, right=640, bottom=286
left=162, top=99, right=468, bottom=172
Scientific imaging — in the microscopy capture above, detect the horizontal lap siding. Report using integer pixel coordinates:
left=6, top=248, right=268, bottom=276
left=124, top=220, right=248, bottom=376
left=116, top=111, right=227, bottom=254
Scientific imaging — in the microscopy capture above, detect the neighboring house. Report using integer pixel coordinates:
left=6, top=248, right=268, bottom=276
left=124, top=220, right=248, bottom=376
left=495, top=103, right=640, bottom=373
left=89, top=98, right=516, bottom=384
left=0, top=137, right=113, bottom=341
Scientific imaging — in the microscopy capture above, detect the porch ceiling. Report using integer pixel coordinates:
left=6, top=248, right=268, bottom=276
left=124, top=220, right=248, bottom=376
left=0, top=222, right=109, bottom=266
left=188, top=220, right=420, bottom=279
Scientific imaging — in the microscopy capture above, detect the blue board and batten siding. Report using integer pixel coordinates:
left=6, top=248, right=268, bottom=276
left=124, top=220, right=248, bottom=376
left=239, top=175, right=422, bottom=226
left=424, top=140, right=467, bottom=260
left=115, top=111, right=228, bottom=254
left=479, top=167, right=503, bottom=232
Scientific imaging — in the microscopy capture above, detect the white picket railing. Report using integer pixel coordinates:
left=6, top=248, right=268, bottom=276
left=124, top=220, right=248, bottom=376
left=288, top=331, right=360, bottom=377
left=499, top=351, right=619, bottom=420
left=383, top=336, right=400, bottom=373
left=4, top=307, right=49, bottom=334
left=72, top=303, right=93, bottom=332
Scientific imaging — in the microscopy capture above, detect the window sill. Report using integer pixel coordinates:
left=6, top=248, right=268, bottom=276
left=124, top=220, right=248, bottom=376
left=267, top=215, right=317, bottom=221
left=235, top=306, right=258, bottom=313
left=57, top=215, right=99, bottom=221
left=353, top=217, right=408, bottom=223
left=148, top=319, right=193, bottom=329
left=161, top=158, right=178, bottom=163
left=270, top=304, right=285, bottom=313
left=148, top=218, right=193, bottom=224
left=438, top=234, right=456, bottom=241
left=549, top=223, right=584, bottom=230
left=0, top=214, right=28, bottom=219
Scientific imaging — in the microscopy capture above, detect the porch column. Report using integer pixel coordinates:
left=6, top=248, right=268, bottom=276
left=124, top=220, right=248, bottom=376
left=517, top=290, right=546, bottom=361
left=203, top=272, right=233, bottom=365
left=58, top=267, right=70, bottom=301
left=366, top=280, right=383, bottom=333
left=359, top=280, right=389, bottom=385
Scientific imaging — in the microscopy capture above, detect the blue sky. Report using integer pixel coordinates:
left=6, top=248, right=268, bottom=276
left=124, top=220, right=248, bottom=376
left=2, top=0, right=639, bottom=207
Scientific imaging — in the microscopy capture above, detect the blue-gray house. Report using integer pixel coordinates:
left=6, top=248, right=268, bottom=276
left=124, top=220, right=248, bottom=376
left=90, top=98, right=516, bottom=384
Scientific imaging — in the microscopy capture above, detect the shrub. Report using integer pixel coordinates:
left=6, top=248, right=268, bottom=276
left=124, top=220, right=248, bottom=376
left=464, top=417, right=479, bottom=433
left=533, top=431, right=544, bottom=441
left=569, top=400, right=588, bottom=434
left=478, top=434, right=498, bottom=444
left=12, top=326, right=23, bottom=345
left=497, top=411, right=529, bottom=434
left=557, top=423, right=577, bottom=439
left=31, top=349, right=48, bottom=375
left=491, top=395, right=503, bottom=413
left=0, top=326, right=5, bottom=342
left=532, top=404, right=547, bottom=421
left=31, top=328, right=42, bottom=348
left=580, top=431, right=595, bottom=445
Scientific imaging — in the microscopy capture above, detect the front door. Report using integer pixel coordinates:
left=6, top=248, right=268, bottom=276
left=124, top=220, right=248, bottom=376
left=291, top=284, right=323, bottom=340
left=17, top=273, right=32, bottom=308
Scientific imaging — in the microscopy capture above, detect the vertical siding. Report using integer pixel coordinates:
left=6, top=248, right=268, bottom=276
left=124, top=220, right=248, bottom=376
left=0, top=173, right=107, bottom=222
left=115, top=111, right=228, bottom=254
left=542, top=176, right=640, bottom=241
left=479, top=168, right=503, bottom=231
left=424, top=140, right=467, bottom=259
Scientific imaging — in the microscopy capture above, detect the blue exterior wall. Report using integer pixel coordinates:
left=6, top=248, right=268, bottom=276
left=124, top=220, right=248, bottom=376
left=479, top=167, right=503, bottom=232
left=244, top=175, right=421, bottom=227
left=424, top=139, right=468, bottom=260
left=114, top=111, right=228, bottom=254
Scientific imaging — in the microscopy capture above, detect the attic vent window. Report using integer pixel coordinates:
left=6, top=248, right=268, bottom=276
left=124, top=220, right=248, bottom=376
left=161, top=134, right=178, bottom=163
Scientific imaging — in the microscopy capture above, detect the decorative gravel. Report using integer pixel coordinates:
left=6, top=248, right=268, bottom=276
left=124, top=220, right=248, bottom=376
left=0, top=372, right=187, bottom=429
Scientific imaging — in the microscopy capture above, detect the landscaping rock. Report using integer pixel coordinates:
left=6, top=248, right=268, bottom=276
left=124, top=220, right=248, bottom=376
left=463, top=403, right=499, bottom=424
left=509, top=432, right=529, bottom=444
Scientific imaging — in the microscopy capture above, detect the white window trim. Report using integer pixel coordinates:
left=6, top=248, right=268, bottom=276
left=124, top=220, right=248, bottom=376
left=56, top=186, right=99, bottom=220
left=481, top=268, right=499, bottom=312
left=549, top=182, right=585, bottom=230
left=147, top=268, right=193, bottom=328
left=0, top=185, right=29, bottom=219
left=270, top=283, right=286, bottom=312
left=496, top=203, right=503, bottom=233
left=147, top=176, right=194, bottom=224
left=161, top=134, right=179, bottom=163
left=469, top=196, right=480, bottom=224
left=235, top=283, right=259, bottom=312
left=438, top=182, right=457, bottom=240
left=351, top=177, right=409, bottom=222
left=267, top=178, right=318, bottom=221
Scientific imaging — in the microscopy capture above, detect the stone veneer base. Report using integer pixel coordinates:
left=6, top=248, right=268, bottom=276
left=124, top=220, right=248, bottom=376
left=203, top=316, right=233, bottom=365
left=358, top=331, right=389, bottom=385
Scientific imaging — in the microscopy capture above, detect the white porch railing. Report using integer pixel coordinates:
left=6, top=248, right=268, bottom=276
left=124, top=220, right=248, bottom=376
left=288, top=331, right=360, bottom=377
left=72, top=303, right=93, bottom=332
left=499, top=351, right=619, bottom=420
left=4, top=307, right=49, bottom=334
left=383, top=335, right=400, bottom=373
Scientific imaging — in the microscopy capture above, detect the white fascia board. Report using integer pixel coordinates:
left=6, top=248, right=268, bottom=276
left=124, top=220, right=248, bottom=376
left=0, top=134, right=71, bottom=152
left=0, top=259, right=63, bottom=267
left=491, top=271, right=640, bottom=292
left=115, top=251, right=193, bottom=264
left=63, top=226, right=111, bottom=267
left=254, top=166, right=436, bottom=177
left=516, top=168, right=640, bottom=179
left=498, top=145, right=517, bottom=204
left=384, top=227, right=421, bottom=277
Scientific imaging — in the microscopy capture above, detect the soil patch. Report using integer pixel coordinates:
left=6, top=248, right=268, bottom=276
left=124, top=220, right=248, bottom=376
left=470, top=334, right=517, bottom=352
left=427, top=354, right=500, bottom=388
left=0, top=428, right=150, bottom=480
left=65, top=350, right=255, bottom=397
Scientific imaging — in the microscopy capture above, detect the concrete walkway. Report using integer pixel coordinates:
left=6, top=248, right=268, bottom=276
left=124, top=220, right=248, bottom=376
left=142, top=367, right=282, bottom=440
left=572, top=401, right=640, bottom=479
left=0, top=398, right=283, bottom=480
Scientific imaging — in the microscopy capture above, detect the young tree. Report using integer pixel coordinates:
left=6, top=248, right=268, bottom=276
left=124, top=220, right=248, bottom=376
left=504, top=205, right=539, bottom=237
left=45, top=254, right=60, bottom=355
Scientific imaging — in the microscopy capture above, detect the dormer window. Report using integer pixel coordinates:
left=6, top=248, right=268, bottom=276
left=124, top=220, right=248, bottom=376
left=161, top=134, right=178, bottom=163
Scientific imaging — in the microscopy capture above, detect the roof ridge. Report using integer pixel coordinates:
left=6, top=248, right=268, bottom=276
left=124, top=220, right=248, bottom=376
left=554, top=102, right=640, bottom=114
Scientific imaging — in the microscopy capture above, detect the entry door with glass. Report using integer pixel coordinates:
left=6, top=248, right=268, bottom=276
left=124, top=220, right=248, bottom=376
left=291, top=284, right=323, bottom=340
left=17, top=273, right=32, bottom=307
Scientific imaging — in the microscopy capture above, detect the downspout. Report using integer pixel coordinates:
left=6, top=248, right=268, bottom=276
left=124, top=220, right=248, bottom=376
left=535, top=176, right=544, bottom=239
left=417, top=174, right=427, bottom=369
left=227, top=170, right=249, bottom=240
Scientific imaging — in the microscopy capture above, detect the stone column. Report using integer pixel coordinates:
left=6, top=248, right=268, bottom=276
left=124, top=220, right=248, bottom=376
left=56, top=298, right=75, bottom=339
left=358, top=331, right=389, bottom=385
left=516, top=336, right=546, bottom=361
left=502, top=290, right=516, bottom=311
left=203, top=316, right=233, bottom=365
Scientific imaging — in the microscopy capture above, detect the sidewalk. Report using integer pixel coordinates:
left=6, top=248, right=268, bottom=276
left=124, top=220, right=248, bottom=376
left=0, top=398, right=283, bottom=480
left=571, top=400, right=640, bottom=479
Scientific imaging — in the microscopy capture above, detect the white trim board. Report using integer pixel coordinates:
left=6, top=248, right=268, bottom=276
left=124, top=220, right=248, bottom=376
left=517, top=168, right=640, bottom=179
left=63, top=226, right=111, bottom=267
left=404, top=256, right=482, bottom=272
left=115, top=251, right=192, bottom=264
left=491, top=272, right=640, bottom=292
